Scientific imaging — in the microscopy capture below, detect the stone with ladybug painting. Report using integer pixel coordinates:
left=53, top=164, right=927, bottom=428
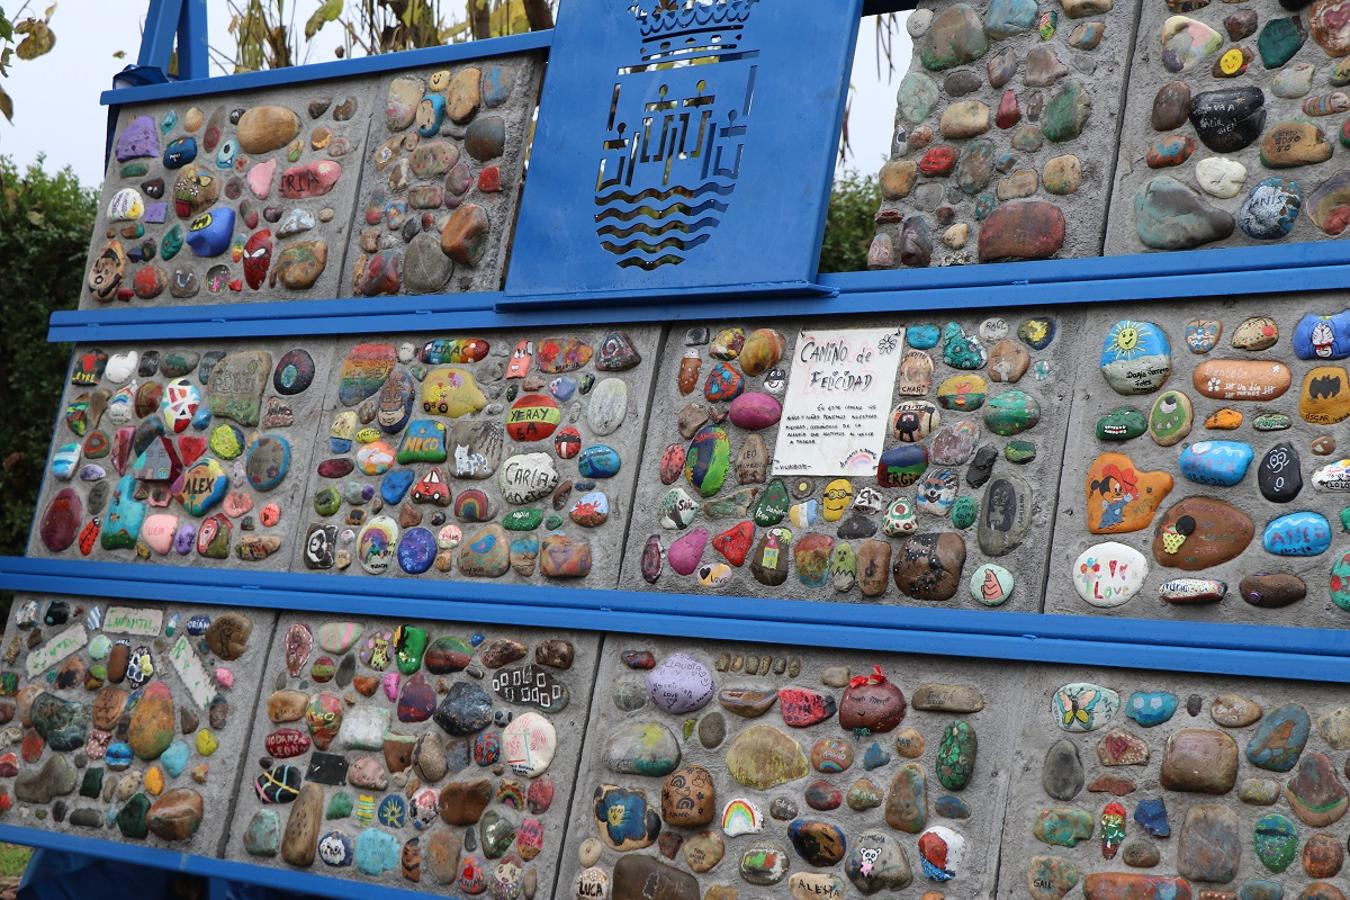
left=659, top=443, right=686, bottom=485
left=411, top=468, right=452, bottom=507
left=506, top=394, right=560, bottom=442
left=554, top=426, right=581, bottom=460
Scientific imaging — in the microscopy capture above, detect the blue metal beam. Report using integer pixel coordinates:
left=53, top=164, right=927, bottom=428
left=3, top=557, right=1348, bottom=682
left=137, top=0, right=184, bottom=71
left=101, top=29, right=554, bottom=106
left=177, top=0, right=209, bottom=80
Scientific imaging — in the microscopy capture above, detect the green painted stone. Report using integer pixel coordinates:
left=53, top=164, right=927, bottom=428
left=685, top=426, right=731, bottom=498
left=984, top=390, right=1041, bottom=436
left=897, top=72, right=940, bottom=125
left=502, top=508, right=543, bottom=531
left=1341, top=507, right=1350, bottom=532
left=1252, top=812, right=1298, bottom=873
left=1096, top=407, right=1148, bottom=441
left=395, top=625, right=429, bottom=674
left=1004, top=440, right=1037, bottom=464
left=160, top=225, right=183, bottom=261
left=314, top=487, right=341, bottom=516
left=936, top=720, right=977, bottom=791
left=80, top=767, right=104, bottom=799
left=326, top=792, right=353, bottom=819
left=920, top=3, right=989, bottom=71
left=1252, top=412, right=1292, bottom=432
left=703, top=486, right=758, bottom=519
left=950, top=496, right=979, bottom=530
left=1257, top=16, right=1306, bottom=70
left=1033, top=807, right=1094, bottom=847
left=209, top=424, right=244, bottom=459
left=120, top=162, right=149, bottom=178
left=1331, top=552, right=1350, bottom=610
left=1043, top=79, right=1091, bottom=143
left=753, top=479, right=791, bottom=527
left=544, top=513, right=564, bottom=530
left=117, top=793, right=151, bottom=839
left=830, top=541, right=857, bottom=591
left=244, top=809, right=280, bottom=856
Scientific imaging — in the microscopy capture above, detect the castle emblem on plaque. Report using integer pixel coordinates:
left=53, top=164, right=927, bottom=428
left=594, top=0, right=759, bottom=270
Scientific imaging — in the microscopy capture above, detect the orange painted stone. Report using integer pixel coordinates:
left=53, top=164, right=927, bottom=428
left=1082, top=873, right=1193, bottom=899
left=1192, top=359, right=1291, bottom=401
left=1085, top=453, right=1174, bottom=534
left=1204, top=408, right=1243, bottom=430
left=1300, top=366, right=1350, bottom=424
left=1152, top=497, right=1254, bottom=570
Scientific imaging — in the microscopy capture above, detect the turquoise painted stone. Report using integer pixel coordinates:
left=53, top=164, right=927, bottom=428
left=1100, top=320, right=1172, bottom=394
left=243, top=809, right=280, bottom=856
left=1179, top=441, right=1253, bottom=486
left=950, top=496, right=978, bottom=529
left=897, top=72, right=940, bottom=126
left=936, top=721, right=976, bottom=791
left=1258, top=16, right=1307, bottom=69
left=1262, top=512, right=1331, bottom=556
left=1246, top=704, right=1310, bottom=771
left=1253, top=813, right=1298, bottom=872
left=102, top=475, right=146, bottom=550
left=1332, top=551, right=1350, bottom=609
left=578, top=444, right=621, bottom=479
left=942, top=322, right=987, bottom=369
left=1096, top=407, right=1148, bottom=441
left=684, top=426, right=730, bottom=498
left=1237, top=879, right=1284, bottom=900
left=984, top=0, right=1036, bottom=38
left=908, top=324, right=940, bottom=349
left=354, top=827, right=400, bottom=875
left=160, top=741, right=190, bottom=776
left=1126, top=692, right=1178, bottom=727
left=1033, top=807, right=1094, bottom=847
left=983, top=390, right=1040, bottom=435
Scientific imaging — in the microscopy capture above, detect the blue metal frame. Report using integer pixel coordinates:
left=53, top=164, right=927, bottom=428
left=3, top=556, right=1349, bottom=683
left=50, top=241, right=1350, bottom=343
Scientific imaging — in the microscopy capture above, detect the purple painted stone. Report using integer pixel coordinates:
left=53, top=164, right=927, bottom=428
left=116, top=116, right=159, bottom=162
left=173, top=522, right=196, bottom=555
left=668, top=528, right=708, bottom=576
left=646, top=652, right=714, bottom=714
left=728, top=392, right=784, bottom=431
left=39, top=488, right=82, bottom=552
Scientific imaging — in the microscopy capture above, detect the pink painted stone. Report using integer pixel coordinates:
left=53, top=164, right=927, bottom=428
left=668, top=528, right=709, bottom=576
left=728, top=392, right=783, bottom=431
left=247, top=159, right=276, bottom=199
left=279, top=161, right=342, bottom=199
left=141, top=513, right=180, bottom=555
left=39, top=488, right=82, bottom=552
left=215, top=667, right=234, bottom=688
left=382, top=671, right=400, bottom=701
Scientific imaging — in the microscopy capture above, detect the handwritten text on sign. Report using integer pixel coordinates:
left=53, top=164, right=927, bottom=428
left=772, top=327, right=904, bottom=477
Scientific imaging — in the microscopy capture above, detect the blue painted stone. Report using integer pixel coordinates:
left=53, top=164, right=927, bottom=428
left=396, top=419, right=447, bottom=464
left=105, top=742, right=133, bottom=770
left=376, top=793, right=407, bottom=828
left=1238, top=177, right=1301, bottom=240
left=185, top=207, right=236, bottom=257
left=397, top=527, right=437, bottom=574
left=1100, top=320, right=1172, bottom=394
left=186, top=615, right=210, bottom=635
left=51, top=442, right=81, bottom=480
left=417, top=94, right=446, bottom=137
left=876, top=443, right=929, bottom=487
left=510, top=533, right=539, bottom=565
left=191, top=405, right=213, bottom=429
left=1262, top=511, right=1331, bottom=556
left=1179, top=441, right=1253, bottom=486
left=1237, top=880, right=1284, bottom=900
left=354, top=827, right=400, bottom=875
left=1294, top=311, right=1350, bottom=360
left=381, top=469, right=415, bottom=504
left=935, top=795, right=971, bottom=818
left=1134, top=797, right=1169, bottom=837
left=482, top=66, right=511, bottom=107
left=163, top=137, right=197, bottom=169
left=1126, top=691, right=1178, bottom=727
left=330, top=436, right=352, bottom=454
left=863, top=742, right=891, bottom=770
left=908, top=324, right=940, bottom=349
left=161, top=741, right=190, bottom=777
left=245, top=436, right=291, bottom=491
left=578, top=444, right=621, bottom=479
left=1246, top=703, right=1311, bottom=772
left=549, top=376, right=577, bottom=401
left=983, top=0, right=1037, bottom=38
left=318, top=830, right=353, bottom=867
left=102, top=475, right=146, bottom=550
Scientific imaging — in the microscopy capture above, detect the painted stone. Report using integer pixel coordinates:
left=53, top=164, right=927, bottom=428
left=979, top=474, right=1031, bottom=555
left=1161, top=729, right=1238, bottom=793
left=1193, top=358, right=1292, bottom=401
left=892, top=532, right=965, bottom=601
left=1135, top=176, right=1235, bottom=249
left=1096, top=407, right=1148, bottom=441
left=684, top=426, right=729, bottom=498
left=984, top=390, right=1039, bottom=435
left=1053, top=683, right=1120, bottom=732
left=1264, top=511, right=1331, bottom=556
left=1152, top=497, right=1254, bottom=569
left=726, top=725, right=809, bottom=790
left=1179, top=441, right=1253, bottom=487
left=1100, top=321, right=1172, bottom=395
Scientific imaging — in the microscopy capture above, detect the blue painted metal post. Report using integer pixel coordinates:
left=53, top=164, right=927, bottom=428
left=136, top=0, right=185, bottom=73
left=177, top=0, right=209, bottom=80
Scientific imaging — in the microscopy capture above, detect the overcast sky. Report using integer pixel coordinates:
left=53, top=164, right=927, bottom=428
left=0, top=3, right=907, bottom=188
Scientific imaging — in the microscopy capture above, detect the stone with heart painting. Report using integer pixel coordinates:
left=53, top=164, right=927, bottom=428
left=1072, top=541, right=1148, bottom=609
left=1084, top=453, right=1174, bottom=534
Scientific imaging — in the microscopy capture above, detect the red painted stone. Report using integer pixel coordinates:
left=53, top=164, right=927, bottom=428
left=264, top=728, right=311, bottom=759
left=978, top=200, right=1066, bottom=261
left=918, top=146, right=958, bottom=176
left=778, top=687, right=838, bottom=728
left=712, top=521, right=754, bottom=567
left=996, top=89, right=1021, bottom=129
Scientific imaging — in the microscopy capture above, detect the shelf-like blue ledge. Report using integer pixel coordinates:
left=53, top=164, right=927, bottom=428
left=0, top=825, right=434, bottom=900
left=2, top=556, right=1347, bottom=683
left=100, top=29, right=555, bottom=107
left=48, top=240, right=1350, bottom=343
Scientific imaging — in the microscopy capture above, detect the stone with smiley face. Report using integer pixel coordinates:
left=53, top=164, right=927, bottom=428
left=821, top=479, right=855, bottom=522
left=1148, top=390, right=1193, bottom=447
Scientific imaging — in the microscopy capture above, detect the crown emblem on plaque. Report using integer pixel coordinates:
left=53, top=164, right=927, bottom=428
left=594, top=0, right=761, bottom=271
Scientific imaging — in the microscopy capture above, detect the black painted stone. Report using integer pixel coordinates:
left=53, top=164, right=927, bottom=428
left=966, top=445, right=998, bottom=488
left=433, top=682, right=494, bottom=735
left=1257, top=442, right=1302, bottom=503
left=1189, top=87, right=1266, bottom=153
left=305, top=751, right=349, bottom=786
left=837, top=514, right=877, bottom=539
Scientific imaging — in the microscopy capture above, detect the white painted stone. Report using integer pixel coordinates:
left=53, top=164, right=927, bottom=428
left=1072, top=541, right=1148, bottom=608
left=1195, top=157, right=1247, bottom=199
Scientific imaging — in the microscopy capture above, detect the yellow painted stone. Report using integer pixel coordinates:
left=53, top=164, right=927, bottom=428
left=822, top=479, right=854, bottom=522
left=1299, top=365, right=1350, bottom=424
left=144, top=765, right=164, bottom=796
left=196, top=728, right=219, bottom=757
left=355, top=427, right=381, bottom=444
